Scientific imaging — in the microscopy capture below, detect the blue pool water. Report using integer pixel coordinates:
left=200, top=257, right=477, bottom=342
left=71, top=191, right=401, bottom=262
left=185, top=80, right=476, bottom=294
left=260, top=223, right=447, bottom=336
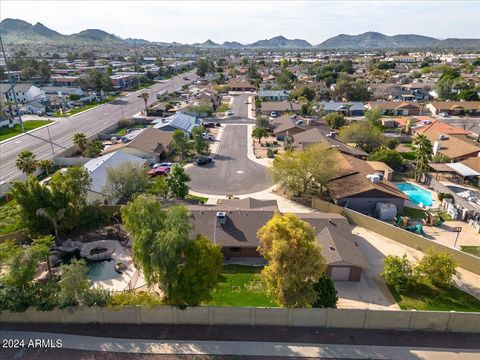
left=88, top=259, right=122, bottom=281
left=396, top=183, right=433, bottom=207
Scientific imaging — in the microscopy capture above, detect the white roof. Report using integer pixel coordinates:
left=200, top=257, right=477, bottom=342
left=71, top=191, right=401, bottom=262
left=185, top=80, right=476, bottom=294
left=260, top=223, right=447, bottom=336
left=446, top=162, right=480, bottom=177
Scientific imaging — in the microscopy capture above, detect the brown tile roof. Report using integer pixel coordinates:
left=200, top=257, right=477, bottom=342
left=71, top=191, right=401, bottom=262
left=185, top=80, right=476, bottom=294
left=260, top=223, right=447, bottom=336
left=424, top=130, right=480, bottom=159
left=416, top=119, right=470, bottom=135
left=327, top=154, right=408, bottom=200
left=187, top=200, right=367, bottom=268
left=261, top=101, right=301, bottom=112
left=367, top=101, right=422, bottom=110
left=104, top=128, right=173, bottom=156
left=293, top=128, right=368, bottom=157
left=227, top=78, right=255, bottom=89
left=428, top=101, right=480, bottom=111
left=460, top=157, right=480, bottom=173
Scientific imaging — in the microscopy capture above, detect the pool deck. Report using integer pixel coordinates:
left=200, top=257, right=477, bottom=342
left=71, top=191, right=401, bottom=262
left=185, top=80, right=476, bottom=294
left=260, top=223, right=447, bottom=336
left=395, top=180, right=439, bottom=210
left=87, top=240, right=145, bottom=292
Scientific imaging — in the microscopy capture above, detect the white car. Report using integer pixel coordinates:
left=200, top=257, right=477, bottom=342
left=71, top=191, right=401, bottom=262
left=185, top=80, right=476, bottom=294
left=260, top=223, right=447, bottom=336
left=439, top=112, right=449, bottom=117
left=226, top=110, right=233, bottom=116
left=202, top=132, right=215, bottom=141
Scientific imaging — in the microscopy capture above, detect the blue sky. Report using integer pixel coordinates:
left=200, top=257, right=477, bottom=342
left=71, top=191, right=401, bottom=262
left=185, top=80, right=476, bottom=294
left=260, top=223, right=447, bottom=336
left=1, top=1, right=479, bottom=44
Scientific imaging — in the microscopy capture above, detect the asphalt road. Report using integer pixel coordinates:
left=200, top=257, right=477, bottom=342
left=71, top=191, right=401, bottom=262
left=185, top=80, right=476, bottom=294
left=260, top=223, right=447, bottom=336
left=0, top=70, right=197, bottom=184
left=230, top=93, right=251, bottom=118
left=186, top=125, right=272, bottom=195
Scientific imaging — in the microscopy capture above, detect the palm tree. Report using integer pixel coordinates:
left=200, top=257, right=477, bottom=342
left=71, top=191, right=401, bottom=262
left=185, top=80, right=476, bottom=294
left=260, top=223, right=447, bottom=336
left=36, top=208, right=65, bottom=246
left=38, top=159, right=54, bottom=176
left=138, top=91, right=149, bottom=114
left=16, top=150, right=38, bottom=175
left=412, top=133, right=433, bottom=183
left=73, top=132, right=88, bottom=155
left=252, top=127, right=269, bottom=145
left=345, top=103, right=352, bottom=117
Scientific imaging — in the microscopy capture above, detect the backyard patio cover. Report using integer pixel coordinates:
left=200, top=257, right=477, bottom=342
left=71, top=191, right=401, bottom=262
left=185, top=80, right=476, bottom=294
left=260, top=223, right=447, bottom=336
left=446, top=162, right=480, bottom=177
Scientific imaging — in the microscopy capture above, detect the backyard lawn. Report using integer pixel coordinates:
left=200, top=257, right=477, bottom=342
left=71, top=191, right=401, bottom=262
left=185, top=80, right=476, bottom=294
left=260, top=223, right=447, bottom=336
left=0, top=200, right=23, bottom=235
left=399, top=207, right=428, bottom=219
left=0, top=120, right=53, bottom=141
left=389, top=281, right=480, bottom=312
left=461, top=246, right=480, bottom=258
left=208, top=265, right=277, bottom=307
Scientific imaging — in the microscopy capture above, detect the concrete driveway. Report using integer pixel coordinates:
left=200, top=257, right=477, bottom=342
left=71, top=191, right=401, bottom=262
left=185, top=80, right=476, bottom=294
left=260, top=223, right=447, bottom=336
left=186, top=125, right=272, bottom=195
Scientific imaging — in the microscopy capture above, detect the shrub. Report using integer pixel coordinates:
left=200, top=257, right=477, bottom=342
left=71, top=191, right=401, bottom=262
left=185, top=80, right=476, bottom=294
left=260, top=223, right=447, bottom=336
left=311, top=275, right=338, bottom=308
left=381, top=254, right=415, bottom=292
left=82, top=288, right=111, bottom=307
left=267, top=148, right=275, bottom=158
left=438, top=192, right=454, bottom=202
left=273, top=141, right=278, bottom=145
left=415, top=249, right=459, bottom=287
left=386, top=138, right=399, bottom=150
left=107, top=291, right=162, bottom=309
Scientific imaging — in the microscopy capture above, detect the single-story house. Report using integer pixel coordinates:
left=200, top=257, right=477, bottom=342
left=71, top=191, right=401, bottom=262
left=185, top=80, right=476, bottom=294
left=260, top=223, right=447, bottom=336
left=327, top=154, right=408, bottom=213
left=260, top=101, right=301, bottom=116
left=365, top=101, right=422, bottom=116
left=83, top=151, right=147, bottom=204
left=430, top=132, right=480, bottom=162
left=258, top=90, right=290, bottom=101
left=227, top=78, right=256, bottom=92
left=292, top=127, right=368, bottom=158
left=319, top=101, right=365, bottom=116
left=413, top=119, right=471, bottom=136
left=102, top=128, right=173, bottom=163
left=188, top=198, right=368, bottom=281
left=426, top=101, right=480, bottom=116
left=153, top=112, right=200, bottom=136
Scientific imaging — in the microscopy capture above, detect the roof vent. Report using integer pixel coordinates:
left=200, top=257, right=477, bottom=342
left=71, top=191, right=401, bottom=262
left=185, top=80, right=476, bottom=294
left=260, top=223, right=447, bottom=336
left=216, top=211, right=226, bottom=225
left=438, top=134, right=448, bottom=140
left=366, top=174, right=381, bottom=183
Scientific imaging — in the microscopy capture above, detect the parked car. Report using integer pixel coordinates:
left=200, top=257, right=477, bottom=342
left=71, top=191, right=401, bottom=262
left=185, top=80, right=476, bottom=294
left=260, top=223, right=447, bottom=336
left=203, top=122, right=215, bottom=128
left=148, top=166, right=170, bottom=176
left=183, top=77, right=190, bottom=81
left=226, top=110, right=233, bottom=116
left=270, top=111, right=277, bottom=118
left=439, top=112, right=449, bottom=117
left=196, top=156, right=213, bottom=166
left=245, top=100, right=250, bottom=104
left=153, top=162, right=176, bottom=168
left=202, top=132, right=215, bottom=141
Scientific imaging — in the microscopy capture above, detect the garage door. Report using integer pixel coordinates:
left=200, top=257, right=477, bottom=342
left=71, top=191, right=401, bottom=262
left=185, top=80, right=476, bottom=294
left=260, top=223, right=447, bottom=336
left=331, top=267, right=351, bottom=281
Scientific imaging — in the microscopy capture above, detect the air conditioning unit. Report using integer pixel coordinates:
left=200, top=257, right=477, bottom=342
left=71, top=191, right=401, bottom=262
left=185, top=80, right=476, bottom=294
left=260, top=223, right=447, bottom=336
left=438, top=134, right=448, bottom=140
left=366, top=174, right=381, bottom=183
left=216, top=211, right=227, bottom=225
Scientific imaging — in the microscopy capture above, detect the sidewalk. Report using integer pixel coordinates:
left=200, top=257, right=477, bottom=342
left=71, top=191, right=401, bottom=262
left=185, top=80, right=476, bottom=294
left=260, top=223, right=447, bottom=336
left=1, top=331, right=478, bottom=359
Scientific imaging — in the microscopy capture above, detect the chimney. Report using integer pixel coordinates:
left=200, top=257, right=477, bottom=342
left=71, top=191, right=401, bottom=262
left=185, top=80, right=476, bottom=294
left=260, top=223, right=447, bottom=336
left=433, top=141, right=441, bottom=155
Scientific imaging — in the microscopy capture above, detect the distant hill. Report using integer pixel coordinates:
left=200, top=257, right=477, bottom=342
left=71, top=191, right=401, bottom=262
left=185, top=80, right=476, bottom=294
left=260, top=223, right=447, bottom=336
left=192, top=39, right=221, bottom=48
left=248, top=35, right=312, bottom=49
left=222, top=41, right=245, bottom=49
left=316, top=31, right=480, bottom=49
left=125, top=38, right=151, bottom=45
left=0, top=18, right=125, bottom=45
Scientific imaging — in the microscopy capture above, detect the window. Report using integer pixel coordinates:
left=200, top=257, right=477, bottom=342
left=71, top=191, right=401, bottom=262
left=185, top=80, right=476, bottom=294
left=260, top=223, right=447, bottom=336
left=230, top=247, right=241, bottom=252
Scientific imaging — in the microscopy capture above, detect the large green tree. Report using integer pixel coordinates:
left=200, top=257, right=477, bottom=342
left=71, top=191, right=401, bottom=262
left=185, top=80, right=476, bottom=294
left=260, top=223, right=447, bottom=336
left=271, top=144, right=340, bottom=195
left=170, top=235, right=223, bottom=306
left=165, top=166, right=191, bottom=199
left=368, top=149, right=404, bottom=170
left=172, top=129, right=190, bottom=161
left=103, top=161, right=149, bottom=201
left=73, top=133, right=88, bottom=155
left=257, top=213, right=326, bottom=308
left=252, top=127, right=269, bottom=144
left=324, top=112, right=346, bottom=129
left=339, top=122, right=385, bottom=153
left=191, top=126, right=208, bottom=154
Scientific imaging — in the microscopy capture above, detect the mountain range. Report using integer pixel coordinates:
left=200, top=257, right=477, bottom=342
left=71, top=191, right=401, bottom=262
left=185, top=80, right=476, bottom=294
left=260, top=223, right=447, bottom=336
left=1, top=19, right=478, bottom=49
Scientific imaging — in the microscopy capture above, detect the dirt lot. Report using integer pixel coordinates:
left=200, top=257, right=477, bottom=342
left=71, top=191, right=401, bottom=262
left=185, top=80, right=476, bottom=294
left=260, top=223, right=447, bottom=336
left=252, top=136, right=284, bottom=159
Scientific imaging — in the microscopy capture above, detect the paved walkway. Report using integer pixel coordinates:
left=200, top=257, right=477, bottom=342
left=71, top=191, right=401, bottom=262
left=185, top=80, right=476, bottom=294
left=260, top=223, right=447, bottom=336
left=1, top=331, right=478, bottom=359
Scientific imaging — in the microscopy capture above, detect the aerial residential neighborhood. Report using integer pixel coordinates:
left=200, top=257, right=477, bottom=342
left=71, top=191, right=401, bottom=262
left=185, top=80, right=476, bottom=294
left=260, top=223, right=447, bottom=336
left=0, top=1, right=479, bottom=359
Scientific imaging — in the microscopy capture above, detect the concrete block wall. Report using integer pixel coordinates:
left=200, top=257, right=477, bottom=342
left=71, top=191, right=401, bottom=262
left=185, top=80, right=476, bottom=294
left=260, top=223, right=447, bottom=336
left=2, top=306, right=479, bottom=333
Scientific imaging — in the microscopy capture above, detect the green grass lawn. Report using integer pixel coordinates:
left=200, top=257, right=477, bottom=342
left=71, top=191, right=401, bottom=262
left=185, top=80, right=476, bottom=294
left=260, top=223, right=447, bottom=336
left=56, top=96, right=117, bottom=117
left=0, top=200, right=23, bottom=235
left=461, top=246, right=480, bottom=258
left=208, top=265, right=277, bottom=307
left=0, top=120, right=53, bottom=141
left=116, top=124, right=147, bottom=136
left=389, top=281, right=480, bottom=312
left=185, top=194, right=209, bottom=204
left=399, top=151, right=416, bottom=160
left=399, top=207, right=428, bottom=220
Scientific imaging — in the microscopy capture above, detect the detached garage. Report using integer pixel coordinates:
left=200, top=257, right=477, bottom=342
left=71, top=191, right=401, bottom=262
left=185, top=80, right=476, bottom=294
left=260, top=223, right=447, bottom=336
left=317, top=227, right=369, bottom=282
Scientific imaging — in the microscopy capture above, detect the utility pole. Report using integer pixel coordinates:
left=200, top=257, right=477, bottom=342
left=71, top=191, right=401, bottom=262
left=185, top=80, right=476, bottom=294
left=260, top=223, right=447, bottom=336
left=0, top=35, right=24, bottom=132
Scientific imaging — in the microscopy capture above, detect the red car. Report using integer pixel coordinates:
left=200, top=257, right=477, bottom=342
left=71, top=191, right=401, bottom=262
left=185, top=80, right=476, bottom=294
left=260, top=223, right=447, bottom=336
left=148, top=166, right=170, bottom=177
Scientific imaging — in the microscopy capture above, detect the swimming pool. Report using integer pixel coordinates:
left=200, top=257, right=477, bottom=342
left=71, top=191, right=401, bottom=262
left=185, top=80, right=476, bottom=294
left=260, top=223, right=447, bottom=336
left=88, top=259, right=122, bottom=281
left=396, top=183, right=433, bottom=207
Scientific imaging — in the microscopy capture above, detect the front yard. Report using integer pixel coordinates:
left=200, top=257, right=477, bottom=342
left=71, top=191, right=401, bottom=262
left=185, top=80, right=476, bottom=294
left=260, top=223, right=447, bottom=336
left=55, top=96, right=117, bottom=117
left=208, top=265, right=277, bottom=307
left=0, top=120, right=53, bottom=141
left=252, top=136, right=283, bottom=159
left=0, top=200, right=22, bottom=235
left=461, top=246, right=480, bottom=258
